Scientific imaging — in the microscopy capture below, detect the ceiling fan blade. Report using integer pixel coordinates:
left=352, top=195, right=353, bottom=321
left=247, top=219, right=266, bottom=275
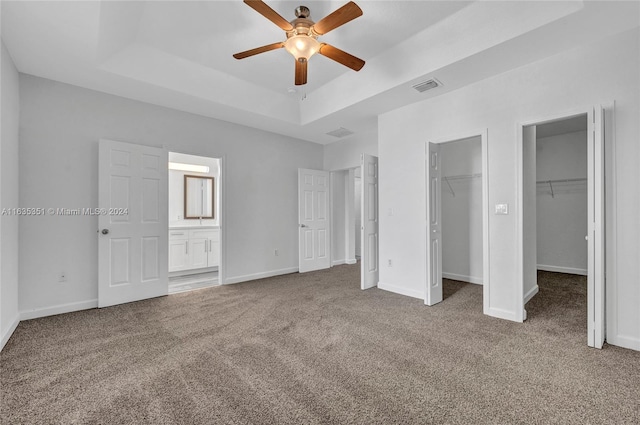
left=295, top=58, right=308, bottom=85
left=312, top=1, right=363, bottom=35
left=233, top=42, right=284, bottom=59
left=319, top=44, right=365, bottom=71
left=243, top=0, right=294, bottom=31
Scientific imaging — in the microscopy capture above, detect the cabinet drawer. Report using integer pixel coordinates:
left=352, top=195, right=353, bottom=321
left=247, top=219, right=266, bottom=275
left=169, top=230, right=188, bottom=240
left=189, top=229, right=217, bottom=240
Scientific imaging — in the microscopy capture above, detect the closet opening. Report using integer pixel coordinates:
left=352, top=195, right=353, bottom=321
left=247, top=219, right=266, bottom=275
left=519, top=105, right=607, bottom=348
left=425, top=131, right=489, bottom=312
left=167, top=152, right=222, bottom=293
left=522, top=114, right=589, bottom=329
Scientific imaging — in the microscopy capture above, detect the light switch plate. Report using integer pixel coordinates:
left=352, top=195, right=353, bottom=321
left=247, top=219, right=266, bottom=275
left=495, top=203, right=509, bottom=215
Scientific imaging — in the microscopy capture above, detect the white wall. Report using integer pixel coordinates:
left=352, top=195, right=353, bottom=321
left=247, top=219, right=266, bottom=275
left=378, top=29, right=639, bottom=350
left=1, top=41, right=20, bottom=350
left=323, top=130, right=378, bottom=171
left=354, top=175, right=361, bottom=257
left=440, top=137, right=483, bottom=284
left=18, top=75, right=323, bottom=317
left=536, top=130, right=588, bottom=274
left=168, top=152, right=220, bottom=228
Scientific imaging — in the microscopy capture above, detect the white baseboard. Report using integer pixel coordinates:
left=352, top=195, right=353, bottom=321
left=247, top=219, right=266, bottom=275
left=20, top=299, right=98, bottom=321
left=346, top=259, right=357, bottom=265
left=377, top=282, right=424, bottom=300
left=332, top=259, right=347, bottom=266
left=537, top=264, right=587, bottom=276
left=1, top=314, right=20, bottom=352
left=224, top=267, right=299, bottom=285
left=442, top=272, right=483, bottom=285
left=607, top=334, right=640, bottom=352
left=524, top=285, right=539, bottom=304
left=486, top=307, right=520, bottom=322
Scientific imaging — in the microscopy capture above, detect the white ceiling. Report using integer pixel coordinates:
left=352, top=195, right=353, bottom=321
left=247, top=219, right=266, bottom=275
left=2, top=1, right=639, bottom=145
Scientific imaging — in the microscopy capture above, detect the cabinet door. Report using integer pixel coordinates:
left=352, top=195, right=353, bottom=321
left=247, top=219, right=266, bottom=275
left=189, top=238, right=209, bottom=269
left=208, top=239, right=220, bottom=267
left=169, top=239, right=189, bottom=272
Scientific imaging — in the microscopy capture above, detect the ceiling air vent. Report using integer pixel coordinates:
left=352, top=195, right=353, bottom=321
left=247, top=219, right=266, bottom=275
left=326, top=127, right=354, bottom=138
left=412, top=78, right=442, bottom=93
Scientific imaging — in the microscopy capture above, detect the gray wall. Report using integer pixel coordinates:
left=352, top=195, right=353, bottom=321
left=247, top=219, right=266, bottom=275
left=18, top=75, right=323, bottom=316
left=536, top=130, right=588, bottom=274
left=1, top=41, right=20, bottom=349
left=440, top=137, right=483, bottom=284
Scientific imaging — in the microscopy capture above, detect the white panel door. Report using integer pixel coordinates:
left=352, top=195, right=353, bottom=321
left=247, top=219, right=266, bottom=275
left=298, top=169, right=331, bottom=273
left=425, top=143, right=443, bottom=305
left=361, top=154, right=379, bottom=290
left=588, top=106, right=605, bottom=348
left=98, top=139, right=168, bottom=308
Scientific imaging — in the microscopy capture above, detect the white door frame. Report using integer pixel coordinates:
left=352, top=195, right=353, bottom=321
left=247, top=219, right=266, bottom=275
left=425, top=129, right=490, bottom=315
left=516, top=103, right=609, bottom=348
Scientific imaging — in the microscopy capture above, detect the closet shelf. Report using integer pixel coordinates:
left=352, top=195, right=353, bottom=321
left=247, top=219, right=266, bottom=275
left=442, top=173, right=482, bottom=197
left=536, top=177, right=587, bottom=198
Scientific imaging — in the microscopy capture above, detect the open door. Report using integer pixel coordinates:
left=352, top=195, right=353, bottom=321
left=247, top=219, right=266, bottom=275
left=361, top=154, right=379, bottom=289
left=298, top=168, right=331, bottom=273
left=98, top=139, right=168, bottom=308
left=425, top=143, right=443, bottom=305
left=588, top=106, right=605, bottom=348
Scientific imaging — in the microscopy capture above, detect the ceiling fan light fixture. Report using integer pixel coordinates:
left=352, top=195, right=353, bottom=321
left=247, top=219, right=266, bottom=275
left=284, top=34, right=320, bottom=60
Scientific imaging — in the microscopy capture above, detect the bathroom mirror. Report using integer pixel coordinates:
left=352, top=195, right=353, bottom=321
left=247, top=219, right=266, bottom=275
left=184, top=175, right=214, bottom=219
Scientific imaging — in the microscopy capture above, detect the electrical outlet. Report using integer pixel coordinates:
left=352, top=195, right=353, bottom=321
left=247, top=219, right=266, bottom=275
left=388, top=259, right=392, bottom=267
left=58, top=272, right=67, bottom=282
left=274, top=249, right=279, bottom=256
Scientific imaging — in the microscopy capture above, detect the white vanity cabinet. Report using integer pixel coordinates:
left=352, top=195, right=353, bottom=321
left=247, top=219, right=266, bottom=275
left=169, top=228, right=220, bottom=272
left=168, top=230, right=190, bottom=271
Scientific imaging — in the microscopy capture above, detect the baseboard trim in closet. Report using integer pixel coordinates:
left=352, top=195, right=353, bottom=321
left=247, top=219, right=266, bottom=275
left=442, top=272, right=483, bottom=285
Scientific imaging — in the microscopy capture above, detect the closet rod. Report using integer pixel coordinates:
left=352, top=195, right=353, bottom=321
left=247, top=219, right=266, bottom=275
left=442, top=173, right=482, bottom=197
left=536, top=177, right=587, bottom=199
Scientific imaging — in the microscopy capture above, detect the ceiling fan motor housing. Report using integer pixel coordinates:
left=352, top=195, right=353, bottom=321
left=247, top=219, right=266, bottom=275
left=295, top=6, right=310, bottom=18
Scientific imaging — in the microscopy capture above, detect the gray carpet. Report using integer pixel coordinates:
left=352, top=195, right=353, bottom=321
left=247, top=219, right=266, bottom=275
left=1, top=265, right=639, bottom=424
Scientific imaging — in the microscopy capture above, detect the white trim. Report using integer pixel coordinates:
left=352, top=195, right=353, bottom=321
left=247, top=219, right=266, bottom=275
left=486, top=307, right=519, bottom=322
left=224, top=267, right=298, bottom=285
left=332, top=259, right=348, bottom=266
left=442, top=272, right=483, bottom=285
left=1, top=315, right=20, bottom=352
left=603, top=102, right=618, bottom=349
left=524, top=285, right=539, bottom=304
left=20, top=299, right=98, bottom=321
left=378, top=282, right=423, bottom=300
left=537, top=265, right=587, bottom=276
left=346, top=259, right=357, bottom=265
left=607, top=335, right=640, bottom=352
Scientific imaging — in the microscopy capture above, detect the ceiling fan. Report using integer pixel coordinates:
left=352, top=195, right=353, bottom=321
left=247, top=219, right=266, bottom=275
left=233, top=0, right=365, bottom=86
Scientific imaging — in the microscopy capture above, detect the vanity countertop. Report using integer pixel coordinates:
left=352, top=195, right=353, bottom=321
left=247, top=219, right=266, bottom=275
left=169, top=226, right=220, bottom=231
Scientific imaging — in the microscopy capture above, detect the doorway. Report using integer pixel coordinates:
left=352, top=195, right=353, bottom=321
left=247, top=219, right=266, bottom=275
left=518, top=106, right=605, bottom=348
left=326, top=153, right=379, bottom=290
left=425, top=132, right=489, bottom=311
left=167, top=152, right=222, bottom=293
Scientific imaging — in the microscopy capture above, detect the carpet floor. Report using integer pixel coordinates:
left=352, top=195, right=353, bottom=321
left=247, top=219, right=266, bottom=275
left=1, top=266, right=639, bottom=424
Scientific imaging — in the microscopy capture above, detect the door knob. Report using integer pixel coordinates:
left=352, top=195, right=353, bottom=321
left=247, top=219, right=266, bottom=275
left=101, top=229, right=109, bottom=235
left=300, top=224, right=307, bottom=228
